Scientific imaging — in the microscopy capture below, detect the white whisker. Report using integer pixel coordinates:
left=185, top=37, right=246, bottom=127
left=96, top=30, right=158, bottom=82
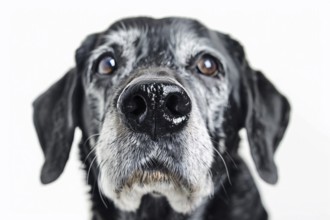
left=213, top=147, right=231, bottom=185
left=83, top=147, right=97, bottom=165
left=84, top=133, right=100, bottom=146
left=98, top=160, right=109, bottom=208
left=86, top=156, right=98, bottom=184
left=225, top=150, right=238, bottom=168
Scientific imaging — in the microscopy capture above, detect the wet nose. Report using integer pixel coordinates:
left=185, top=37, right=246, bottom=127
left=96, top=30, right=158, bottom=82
left=118, top=79, right=191, bottom=139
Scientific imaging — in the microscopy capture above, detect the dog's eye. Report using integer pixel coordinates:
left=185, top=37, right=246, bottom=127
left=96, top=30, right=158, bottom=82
left=196, top=55, right=222, bottom=76
left=97, top=55, right=117, bottom=75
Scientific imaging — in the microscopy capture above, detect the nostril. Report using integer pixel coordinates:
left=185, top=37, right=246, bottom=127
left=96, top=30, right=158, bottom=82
left=166, top=94, right=181, bottom=117
left=166, top=94, right=191, bottom=117
left=123, top=95, right=147, bottom=123
left=129, top=95, right=146, bottom=114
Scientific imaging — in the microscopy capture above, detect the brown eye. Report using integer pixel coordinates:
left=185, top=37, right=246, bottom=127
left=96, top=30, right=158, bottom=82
left=196, top=55, right=221, bottom=76
left=97, top=55, right=116, bottom=75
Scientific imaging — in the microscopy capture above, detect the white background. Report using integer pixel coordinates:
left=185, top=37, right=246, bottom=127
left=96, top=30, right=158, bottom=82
left=2, top=0, right=330, bottom=219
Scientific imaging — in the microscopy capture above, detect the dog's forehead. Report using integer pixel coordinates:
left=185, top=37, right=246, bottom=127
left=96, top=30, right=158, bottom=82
left=93, top=17, right=217, bottom=65
left=106, top=17, right=208, bottom=42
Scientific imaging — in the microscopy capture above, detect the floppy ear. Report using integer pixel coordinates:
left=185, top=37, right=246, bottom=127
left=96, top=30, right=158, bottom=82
left=33, top=33, right=99, bottom=184
left=223, top=34, right=291, bottom=184
left=33, top=69, right=80, bottom=184
left=242, top=69, right=290, bottom=184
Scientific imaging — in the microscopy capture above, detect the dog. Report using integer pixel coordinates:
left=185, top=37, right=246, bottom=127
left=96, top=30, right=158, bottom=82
left=33, top=17, right=290, bottom=220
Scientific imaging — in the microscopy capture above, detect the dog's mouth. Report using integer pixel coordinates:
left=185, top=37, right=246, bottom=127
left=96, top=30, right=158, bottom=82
left=116, top=159, right=191, bottom=194
left=126, top=170, right=178, bottom=187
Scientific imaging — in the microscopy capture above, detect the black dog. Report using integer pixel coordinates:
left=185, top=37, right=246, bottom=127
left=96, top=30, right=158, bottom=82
left=33, top=17, right=290, bottom=220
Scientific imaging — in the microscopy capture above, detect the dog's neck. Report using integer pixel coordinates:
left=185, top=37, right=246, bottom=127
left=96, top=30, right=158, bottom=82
left=78, top=135, right=267, bottom=220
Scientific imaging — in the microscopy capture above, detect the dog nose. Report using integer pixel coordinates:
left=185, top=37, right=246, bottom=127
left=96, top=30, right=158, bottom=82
left=118, top=79, right=191, bottom=138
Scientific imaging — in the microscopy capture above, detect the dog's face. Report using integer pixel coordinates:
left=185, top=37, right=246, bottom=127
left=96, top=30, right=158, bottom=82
left=33, top=17, right=290, bottom=214
left=83, top=18, right=231, bottom=212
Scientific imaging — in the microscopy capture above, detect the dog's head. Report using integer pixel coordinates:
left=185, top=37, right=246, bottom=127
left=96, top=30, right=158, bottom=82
left=33, top=17, right=290, bottom=213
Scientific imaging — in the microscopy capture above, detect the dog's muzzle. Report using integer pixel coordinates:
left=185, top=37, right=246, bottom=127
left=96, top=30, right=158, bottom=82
left=117, top=77, right=192, bottom=139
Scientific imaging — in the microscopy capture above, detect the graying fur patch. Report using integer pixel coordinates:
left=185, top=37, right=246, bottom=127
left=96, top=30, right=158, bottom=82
left=82, top=20, right=230, bottom=213
left=96, top=100, right=214, bottom=213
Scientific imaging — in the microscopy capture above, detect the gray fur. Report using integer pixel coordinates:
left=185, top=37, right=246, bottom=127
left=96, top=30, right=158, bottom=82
left=83, top=20, right=229, bottom=213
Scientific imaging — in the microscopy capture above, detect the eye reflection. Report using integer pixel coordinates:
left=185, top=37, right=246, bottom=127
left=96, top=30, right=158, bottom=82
left=196, top=55, right=219, bottom=76
left=97, top=55, right=116, bottom=75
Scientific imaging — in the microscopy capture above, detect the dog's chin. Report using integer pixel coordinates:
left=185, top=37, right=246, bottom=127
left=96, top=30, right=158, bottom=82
left=99, top=170, right=214, bottom=214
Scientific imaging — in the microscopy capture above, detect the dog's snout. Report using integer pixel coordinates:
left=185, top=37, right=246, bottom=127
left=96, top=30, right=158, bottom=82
left=119, top=79, right=191, bottom=138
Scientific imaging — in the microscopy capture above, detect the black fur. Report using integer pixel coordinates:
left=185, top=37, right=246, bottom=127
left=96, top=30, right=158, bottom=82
left=33, top=17, right=290, bottom=220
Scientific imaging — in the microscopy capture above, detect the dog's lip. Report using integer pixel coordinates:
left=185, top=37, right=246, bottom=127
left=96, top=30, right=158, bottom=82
left=128, top=160, right=180, bottom=185
left=125, top=170, right=177, bottom=187
left=116, top=160, right=190, bottom=192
